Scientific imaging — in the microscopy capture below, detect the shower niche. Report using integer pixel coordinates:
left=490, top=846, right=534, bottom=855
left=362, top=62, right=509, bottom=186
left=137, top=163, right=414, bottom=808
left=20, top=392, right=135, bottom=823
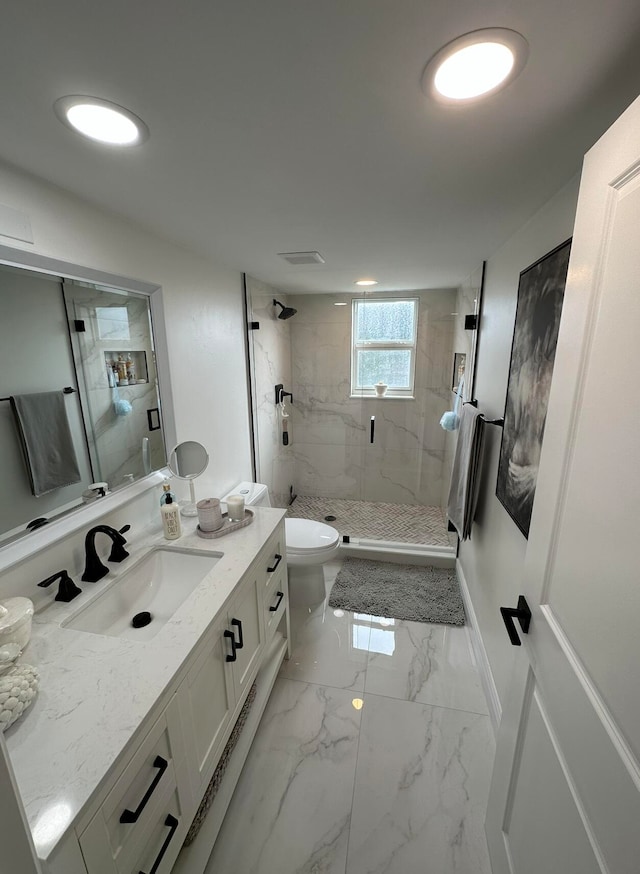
left=104, top=350, right=149, bottom=386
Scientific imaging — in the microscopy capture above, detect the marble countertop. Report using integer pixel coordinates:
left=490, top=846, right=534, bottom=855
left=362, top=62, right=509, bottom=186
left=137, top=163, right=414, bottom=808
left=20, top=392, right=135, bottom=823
left=4, top=507, right=286, bottom=861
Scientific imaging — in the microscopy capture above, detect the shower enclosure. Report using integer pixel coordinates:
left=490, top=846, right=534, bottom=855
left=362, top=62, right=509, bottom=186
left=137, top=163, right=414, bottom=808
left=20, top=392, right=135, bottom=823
left=246, top=273, right=480, bottom=559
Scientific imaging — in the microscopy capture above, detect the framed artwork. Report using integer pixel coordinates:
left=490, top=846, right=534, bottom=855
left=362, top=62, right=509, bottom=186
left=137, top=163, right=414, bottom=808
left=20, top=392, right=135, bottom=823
left=496, top=238, right=572, bottom=538
left=451, top=352, right=466, bottom=392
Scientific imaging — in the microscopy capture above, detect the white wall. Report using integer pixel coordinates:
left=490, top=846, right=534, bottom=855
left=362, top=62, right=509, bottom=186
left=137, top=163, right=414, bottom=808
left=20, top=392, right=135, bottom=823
left=459, top=175, right=580, bottom=709
left=0, top=161, right=252, bottom=503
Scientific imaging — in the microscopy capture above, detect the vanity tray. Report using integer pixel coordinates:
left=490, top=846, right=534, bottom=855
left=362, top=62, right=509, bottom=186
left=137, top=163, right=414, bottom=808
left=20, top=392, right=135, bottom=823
left=196, top=509, right=254, bottom=539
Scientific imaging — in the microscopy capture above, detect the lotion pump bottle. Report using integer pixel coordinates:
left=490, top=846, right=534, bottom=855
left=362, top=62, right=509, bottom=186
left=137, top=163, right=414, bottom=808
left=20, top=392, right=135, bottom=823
left=161, top=485, right=182, bottom=540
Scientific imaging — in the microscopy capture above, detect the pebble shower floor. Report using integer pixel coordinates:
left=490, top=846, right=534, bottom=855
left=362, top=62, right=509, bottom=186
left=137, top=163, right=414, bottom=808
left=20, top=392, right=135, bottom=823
left=287, top=495, right=451, bottom=546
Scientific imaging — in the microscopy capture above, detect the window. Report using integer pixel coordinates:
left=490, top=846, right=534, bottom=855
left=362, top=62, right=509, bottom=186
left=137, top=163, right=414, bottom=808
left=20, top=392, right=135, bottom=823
left=351, top=298, right=418, bottom=397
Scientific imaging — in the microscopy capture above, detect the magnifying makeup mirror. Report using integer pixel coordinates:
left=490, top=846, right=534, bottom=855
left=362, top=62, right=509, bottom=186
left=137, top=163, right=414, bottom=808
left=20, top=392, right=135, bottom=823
left=167, top=441, right=209, bottom=516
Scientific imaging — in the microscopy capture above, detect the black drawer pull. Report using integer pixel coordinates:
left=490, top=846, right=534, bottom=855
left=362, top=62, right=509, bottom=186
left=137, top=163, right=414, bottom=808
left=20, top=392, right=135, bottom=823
left=120, top=756, right=168, bottom=824
left=370, top=415, right=375, bottom=444
left=231, top=617, right=244, bottom=649
left=139, top=813, right=179, bottom=874
left=267, top=553, right=282, bottom=573
left=269, top=591, right=284, bottom=612
left=500, top=596, right=532, bottom=646
left=224, top=629, right=237, bottom=662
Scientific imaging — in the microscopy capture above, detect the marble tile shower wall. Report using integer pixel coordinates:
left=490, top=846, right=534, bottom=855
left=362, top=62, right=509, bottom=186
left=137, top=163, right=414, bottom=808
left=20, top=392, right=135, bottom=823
left=288, top=290, right=456, bottom=506
left=247, top=277, right=295, bottom=508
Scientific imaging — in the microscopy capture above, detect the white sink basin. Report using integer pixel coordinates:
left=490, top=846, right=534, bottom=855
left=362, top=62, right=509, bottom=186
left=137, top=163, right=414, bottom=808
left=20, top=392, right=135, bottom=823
left=64, top=547, right=222, bottom=641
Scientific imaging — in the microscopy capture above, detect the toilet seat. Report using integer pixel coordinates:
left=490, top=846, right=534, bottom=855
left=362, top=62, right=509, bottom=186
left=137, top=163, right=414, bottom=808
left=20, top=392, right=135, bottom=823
left=285, top=518, right=340, bottom=556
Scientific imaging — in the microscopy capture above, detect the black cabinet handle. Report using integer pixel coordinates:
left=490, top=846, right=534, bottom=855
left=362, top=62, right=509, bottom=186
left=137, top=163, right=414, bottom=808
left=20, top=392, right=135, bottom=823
left=500, top=596, right=532, bottom=646
left=370, top=415, right=375, bottom=444
left=267, top=553, right=282, bottom=573
left=139, top=814, right=179, bottom=874
left=269, top=591, right=284, bottom=612
left=224, top=629, right=237, bottom=662
left=231, top=618, right=244, bottom=649
left=120, top=756, right=168, bottom=823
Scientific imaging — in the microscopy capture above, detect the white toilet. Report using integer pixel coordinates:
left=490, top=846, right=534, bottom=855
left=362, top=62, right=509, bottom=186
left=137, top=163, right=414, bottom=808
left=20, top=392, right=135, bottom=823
left=224, top=482, right=340, bottom=606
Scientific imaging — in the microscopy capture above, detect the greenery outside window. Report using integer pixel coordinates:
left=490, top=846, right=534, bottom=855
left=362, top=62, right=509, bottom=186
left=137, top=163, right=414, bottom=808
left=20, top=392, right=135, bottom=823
left=351, top=298, right=418, bottom=397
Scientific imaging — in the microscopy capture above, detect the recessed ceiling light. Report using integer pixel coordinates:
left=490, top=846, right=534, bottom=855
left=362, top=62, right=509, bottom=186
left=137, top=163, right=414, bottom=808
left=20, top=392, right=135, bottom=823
left=54, top=96, right=149, bottom=146
left=334, top=302, right=348, bottom=306
left=422, top=28, right=528, bottom=104
left=355, top=279, right=378, bottom=287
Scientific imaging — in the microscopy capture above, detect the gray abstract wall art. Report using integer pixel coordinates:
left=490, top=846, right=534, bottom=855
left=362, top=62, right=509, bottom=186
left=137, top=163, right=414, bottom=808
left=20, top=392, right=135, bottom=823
left=496, top=239, right=572, bottom=538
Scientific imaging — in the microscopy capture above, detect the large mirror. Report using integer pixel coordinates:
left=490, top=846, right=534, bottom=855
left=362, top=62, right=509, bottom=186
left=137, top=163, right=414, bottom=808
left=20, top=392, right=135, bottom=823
left=0, top=257, right=168, bottom=545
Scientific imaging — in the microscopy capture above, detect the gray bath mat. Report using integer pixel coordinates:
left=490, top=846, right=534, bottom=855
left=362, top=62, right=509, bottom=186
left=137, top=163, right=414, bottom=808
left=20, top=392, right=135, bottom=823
left=328, top=558, right=465, bottom=626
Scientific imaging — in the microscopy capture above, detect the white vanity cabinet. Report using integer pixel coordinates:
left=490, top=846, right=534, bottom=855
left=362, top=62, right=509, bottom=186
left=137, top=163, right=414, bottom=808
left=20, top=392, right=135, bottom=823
left=263, top=551, right=288, bottom=640
left=178, top=614, right=236, bottom=797
left=178, top=569, right=266, bottom=799
left=78, top=698, right=193, bottom=874
left=43, top=519, right=289, bottom=874
left=224, top=572, right=265, bottom=702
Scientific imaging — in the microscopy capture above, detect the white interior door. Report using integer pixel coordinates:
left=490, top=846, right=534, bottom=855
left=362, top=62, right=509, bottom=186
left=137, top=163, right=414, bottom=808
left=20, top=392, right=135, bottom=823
left=485, top=94, right=640, bottom=874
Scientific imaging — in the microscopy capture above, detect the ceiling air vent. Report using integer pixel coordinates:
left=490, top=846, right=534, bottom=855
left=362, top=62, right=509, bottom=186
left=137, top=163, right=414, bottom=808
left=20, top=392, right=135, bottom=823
left=278, top=251, right=325, bottom=266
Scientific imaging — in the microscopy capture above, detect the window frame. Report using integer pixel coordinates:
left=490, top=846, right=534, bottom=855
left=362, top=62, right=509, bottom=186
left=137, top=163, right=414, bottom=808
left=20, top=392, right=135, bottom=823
left=350, top=297, right=419, bottom=398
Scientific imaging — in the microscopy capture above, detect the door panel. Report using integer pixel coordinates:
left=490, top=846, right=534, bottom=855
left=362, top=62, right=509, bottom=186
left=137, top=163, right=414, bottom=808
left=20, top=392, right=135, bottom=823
left=505, top=679, right=601, bottom=874
left=543, top=177, right=640, bottom=755
left=486, top=95, right=640, bottom=874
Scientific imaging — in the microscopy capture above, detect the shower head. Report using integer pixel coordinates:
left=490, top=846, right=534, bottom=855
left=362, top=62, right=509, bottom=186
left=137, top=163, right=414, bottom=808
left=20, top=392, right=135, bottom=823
left=273, top=299, right=297, bottom=320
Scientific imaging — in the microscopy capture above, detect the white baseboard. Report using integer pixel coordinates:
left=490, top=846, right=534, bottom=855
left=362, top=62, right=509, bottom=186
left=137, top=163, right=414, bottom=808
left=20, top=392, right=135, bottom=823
left=456, top=559, right=502, bottom=735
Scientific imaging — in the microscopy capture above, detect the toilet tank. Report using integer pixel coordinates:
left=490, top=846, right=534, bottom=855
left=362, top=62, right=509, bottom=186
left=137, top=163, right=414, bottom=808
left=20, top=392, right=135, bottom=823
left=222, top=482, right=272, bottom=508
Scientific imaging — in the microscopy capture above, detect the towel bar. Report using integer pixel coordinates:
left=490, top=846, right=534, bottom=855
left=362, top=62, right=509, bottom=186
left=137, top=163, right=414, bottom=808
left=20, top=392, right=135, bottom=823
left=0, top=386, right=76, bottom=403
left=463, top=399, right=504, bottom=427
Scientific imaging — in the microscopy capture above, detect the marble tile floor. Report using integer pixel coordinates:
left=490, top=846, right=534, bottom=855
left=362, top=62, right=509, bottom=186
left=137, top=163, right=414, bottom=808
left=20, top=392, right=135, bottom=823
left=288, top=495, right=452, bottom=548
left=206, top=560, right=495, bottom=874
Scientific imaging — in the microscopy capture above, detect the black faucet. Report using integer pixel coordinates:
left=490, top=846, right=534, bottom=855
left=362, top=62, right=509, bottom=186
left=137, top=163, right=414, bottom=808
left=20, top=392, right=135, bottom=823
left=38, top=569, right=82, bottom=602
left=82, top=524, right=131, bottom=583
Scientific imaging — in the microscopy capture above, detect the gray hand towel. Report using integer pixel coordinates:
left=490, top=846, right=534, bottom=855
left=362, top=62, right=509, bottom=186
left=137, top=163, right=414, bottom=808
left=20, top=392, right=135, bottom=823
left=10, top=391, right=82, bottom=497
left=447, top=405, right=485, bottom=540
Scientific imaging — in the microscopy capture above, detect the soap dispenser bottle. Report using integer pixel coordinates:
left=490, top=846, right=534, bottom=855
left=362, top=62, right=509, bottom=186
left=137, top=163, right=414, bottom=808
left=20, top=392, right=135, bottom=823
left=161, top=485, right=182, bottom=540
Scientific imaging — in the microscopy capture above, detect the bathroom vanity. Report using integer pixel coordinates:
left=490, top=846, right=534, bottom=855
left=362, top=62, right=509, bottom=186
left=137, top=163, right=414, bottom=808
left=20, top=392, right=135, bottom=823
left=3, top=491, right=289, bottom=874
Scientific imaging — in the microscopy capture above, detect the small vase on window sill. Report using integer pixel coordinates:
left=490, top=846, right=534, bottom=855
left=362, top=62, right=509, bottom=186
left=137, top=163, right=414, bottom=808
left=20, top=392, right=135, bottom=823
left=375, top=382, right=388, bottom=397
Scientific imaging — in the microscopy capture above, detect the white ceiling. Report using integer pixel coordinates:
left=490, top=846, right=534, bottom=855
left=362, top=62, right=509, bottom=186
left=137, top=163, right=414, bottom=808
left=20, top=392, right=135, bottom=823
left=1, top=0, right=640, bottom=293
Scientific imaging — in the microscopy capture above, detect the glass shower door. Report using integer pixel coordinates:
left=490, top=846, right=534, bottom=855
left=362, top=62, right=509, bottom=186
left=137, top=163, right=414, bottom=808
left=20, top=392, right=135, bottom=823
left=356, top=289, right=456, bottom=549
left=288, top=291, right=366, bottom=524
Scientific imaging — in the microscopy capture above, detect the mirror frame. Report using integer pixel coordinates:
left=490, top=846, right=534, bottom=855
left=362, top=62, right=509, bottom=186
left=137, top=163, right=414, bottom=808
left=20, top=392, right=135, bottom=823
left=0, top=242, right=177, bottom=565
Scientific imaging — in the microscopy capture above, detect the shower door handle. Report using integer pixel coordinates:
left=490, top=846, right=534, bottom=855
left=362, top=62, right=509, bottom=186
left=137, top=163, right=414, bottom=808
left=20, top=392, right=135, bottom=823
left=370, top=416, right=375, bottom=444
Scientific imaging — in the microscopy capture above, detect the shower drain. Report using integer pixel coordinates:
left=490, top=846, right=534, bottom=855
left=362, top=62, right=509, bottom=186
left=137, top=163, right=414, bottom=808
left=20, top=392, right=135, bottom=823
left=324, top=515, right=337, bottom=522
